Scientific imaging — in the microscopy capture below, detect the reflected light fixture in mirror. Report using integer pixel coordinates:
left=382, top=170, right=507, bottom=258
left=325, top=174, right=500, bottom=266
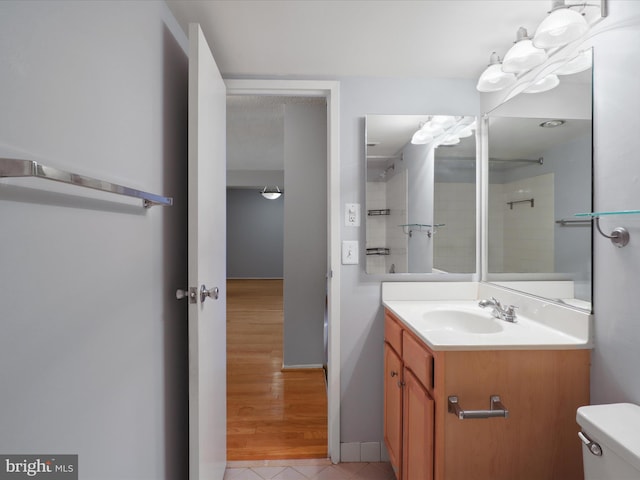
left=261, top=186, right=282, bottom=200
left=524, top=74, right=560, bottom=93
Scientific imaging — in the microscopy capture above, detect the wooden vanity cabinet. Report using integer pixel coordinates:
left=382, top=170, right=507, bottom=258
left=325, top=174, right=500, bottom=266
left=383, top=309, right=590, bottom=480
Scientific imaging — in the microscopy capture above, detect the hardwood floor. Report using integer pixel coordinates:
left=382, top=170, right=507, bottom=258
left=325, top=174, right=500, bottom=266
left=227, top=279, right=328, bottom=461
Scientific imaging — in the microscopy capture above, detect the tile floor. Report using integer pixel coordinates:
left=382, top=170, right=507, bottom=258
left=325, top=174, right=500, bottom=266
left=224, top=460, right=396, bottom=480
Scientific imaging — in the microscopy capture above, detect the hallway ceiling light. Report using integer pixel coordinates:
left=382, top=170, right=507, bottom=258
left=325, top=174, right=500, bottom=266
left=523, top=74, right=560, bottom=93
left=261, top=186, right=282, bottom=200
left=533, top=0, right=589, bottom=49
left=502, top=27, right=548, bottom=73
left=476, top=52, right=517, bottom=93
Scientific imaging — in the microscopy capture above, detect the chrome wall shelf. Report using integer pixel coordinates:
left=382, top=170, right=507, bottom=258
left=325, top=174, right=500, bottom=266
left=0, top=157, right=173, bottom=208
left=575, top=210, right=640, bottom=248
left=368, top=209, right=390, bottom=216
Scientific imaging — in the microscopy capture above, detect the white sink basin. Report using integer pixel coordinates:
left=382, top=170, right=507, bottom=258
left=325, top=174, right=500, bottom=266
left=382, top=299, right=591, bottom=351
left=420, top=309, right=503, bottom=334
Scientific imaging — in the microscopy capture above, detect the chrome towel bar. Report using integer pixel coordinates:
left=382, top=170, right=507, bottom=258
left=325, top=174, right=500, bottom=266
left=448, top=395, right=509, bottom=420
left=0, top=157, right=173, bottom=208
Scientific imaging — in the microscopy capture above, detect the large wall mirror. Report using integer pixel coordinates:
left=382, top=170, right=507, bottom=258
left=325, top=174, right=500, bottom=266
left=365, top=115, right=477, bottom=275
left=484, top=49, right=593, bottom=312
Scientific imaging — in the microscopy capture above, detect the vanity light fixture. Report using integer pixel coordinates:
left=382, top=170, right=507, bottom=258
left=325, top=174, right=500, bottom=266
left=476, top=0, right=606, bottom=94
left=502, top=27, right=548, bottom=74
left=476, top=52, right=517, bottom=93
left=260, top=186, right=282, bottom=200
left=533, top=0, right=589, bottom=49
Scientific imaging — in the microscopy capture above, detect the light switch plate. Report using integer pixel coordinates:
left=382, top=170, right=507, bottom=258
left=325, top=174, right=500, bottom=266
left=342, top=240, right=359, bottom=265
left=345, top=203, right=360, bottom=227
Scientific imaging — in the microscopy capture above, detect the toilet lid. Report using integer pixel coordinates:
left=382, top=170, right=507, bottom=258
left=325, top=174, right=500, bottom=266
left=577, top=403, right=640, bottom=472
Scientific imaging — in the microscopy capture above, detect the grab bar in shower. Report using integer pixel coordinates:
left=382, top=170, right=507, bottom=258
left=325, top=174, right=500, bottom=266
left=0, top=157, right=173, bottom=208
left=507, top=198, right=534, bottom=210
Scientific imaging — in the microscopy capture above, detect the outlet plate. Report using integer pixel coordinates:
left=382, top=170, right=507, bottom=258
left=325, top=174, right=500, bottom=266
left=342, top=240, right=359, bottom=265
left=345, top=203, right=360, bottom=227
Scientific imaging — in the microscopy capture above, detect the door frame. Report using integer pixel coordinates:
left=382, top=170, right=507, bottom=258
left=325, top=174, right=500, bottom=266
left=225, top=79, right=341, bottom=463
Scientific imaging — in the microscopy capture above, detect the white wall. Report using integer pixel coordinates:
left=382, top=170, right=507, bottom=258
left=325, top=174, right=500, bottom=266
left=0, top=2, right=189, bottom=478
left=589, top=0, right=640, bottom=404
left=339, top=77, right=478, bottom=444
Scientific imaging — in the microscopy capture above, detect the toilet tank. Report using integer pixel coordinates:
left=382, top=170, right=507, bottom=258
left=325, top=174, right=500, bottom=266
left=577, top=403, right=640, bottom=480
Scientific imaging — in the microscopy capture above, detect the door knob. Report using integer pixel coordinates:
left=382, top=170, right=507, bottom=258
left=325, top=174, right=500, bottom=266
left=176, top=287, right=197, bottom=304
left=200, top=284, right=219, bottom=303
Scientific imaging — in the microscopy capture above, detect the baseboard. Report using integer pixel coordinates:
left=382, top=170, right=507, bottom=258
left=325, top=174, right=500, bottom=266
left=281, top=363, right=324, bottom=370
left=340, top=441, right=386, bottom=463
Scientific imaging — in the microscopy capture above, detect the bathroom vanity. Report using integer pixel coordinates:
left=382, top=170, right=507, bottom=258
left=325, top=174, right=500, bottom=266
left=382, top=282, right=592, bottom=480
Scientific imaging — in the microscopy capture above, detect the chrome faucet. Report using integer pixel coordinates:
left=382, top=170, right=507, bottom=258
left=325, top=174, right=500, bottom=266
left=478, top=297, right=518, bottom=323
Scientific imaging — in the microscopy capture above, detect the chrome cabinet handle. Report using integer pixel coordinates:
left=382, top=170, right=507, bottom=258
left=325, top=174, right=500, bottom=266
left=448, top=395, right=509, bottom=419
left=200, top=284, right=219, bottom=303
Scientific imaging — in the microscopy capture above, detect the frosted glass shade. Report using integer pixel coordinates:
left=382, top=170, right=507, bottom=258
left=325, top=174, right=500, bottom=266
left=440, top=135, right=461, bottom=146
left=533, top=8, right=588, bottom=49
left=502, top=39, right=548, bottom=73
left=523, top=74, right=560, bottom=93
left=476, top=64, right=516, bottom=92
left=411, top=129, right=434, bottom=145
left=261, top=186, right=282, bottom=199
left=555, top=50, right=592, bottom=75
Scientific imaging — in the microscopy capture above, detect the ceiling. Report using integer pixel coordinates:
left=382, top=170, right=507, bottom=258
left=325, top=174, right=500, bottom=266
left=166, top=1, right=592, bottom=175
left=166, top=0, right=558, bottom=80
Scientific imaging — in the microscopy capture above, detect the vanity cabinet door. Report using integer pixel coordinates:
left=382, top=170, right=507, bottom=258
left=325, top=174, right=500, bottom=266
left=402, top=367, right=434, bottom=480
left=384, top=342, right=403, bottom=479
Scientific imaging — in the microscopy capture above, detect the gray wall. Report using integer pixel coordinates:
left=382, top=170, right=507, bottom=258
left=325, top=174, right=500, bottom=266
left=339, top=77, right=479, bottom=443
left=0, top=2, right=189, bottom=478
left=283, top=103, right=327, bottom=366
left=227, top=188, right=284, bottom=278
left=589, top=0, right=640, bottom=405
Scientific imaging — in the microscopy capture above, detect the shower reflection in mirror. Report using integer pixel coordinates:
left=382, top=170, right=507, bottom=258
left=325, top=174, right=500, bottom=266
left=365, top=114, right=477, bottom=275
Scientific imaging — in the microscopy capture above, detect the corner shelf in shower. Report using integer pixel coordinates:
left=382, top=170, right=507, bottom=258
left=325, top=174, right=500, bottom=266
left=368, top=209, right=391, bottom=216
left=574, top=210, right=640, bottom=248
left=366, top=247, right=390, bottom=256
left=399, top=223, right=445, bottom=238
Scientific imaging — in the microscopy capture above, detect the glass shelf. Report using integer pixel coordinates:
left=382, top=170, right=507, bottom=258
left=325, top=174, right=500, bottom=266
left=399, top=223, right=445, bottom=238
left=575, top=210, right=640, bottom=217
left=399, top=223, right=446, bottom=228
left=574, top=211, right=635, bottom=248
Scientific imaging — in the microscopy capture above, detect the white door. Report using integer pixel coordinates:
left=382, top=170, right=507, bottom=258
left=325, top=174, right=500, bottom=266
left=188, top=23, right=227, bottom=479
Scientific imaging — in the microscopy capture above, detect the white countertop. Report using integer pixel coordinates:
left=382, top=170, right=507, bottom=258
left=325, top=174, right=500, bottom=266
left=382, top=282, right=593, bottom=351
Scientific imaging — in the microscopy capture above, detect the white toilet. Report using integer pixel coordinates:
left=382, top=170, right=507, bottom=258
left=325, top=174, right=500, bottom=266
left=577, top=403, right=640, bottom=479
